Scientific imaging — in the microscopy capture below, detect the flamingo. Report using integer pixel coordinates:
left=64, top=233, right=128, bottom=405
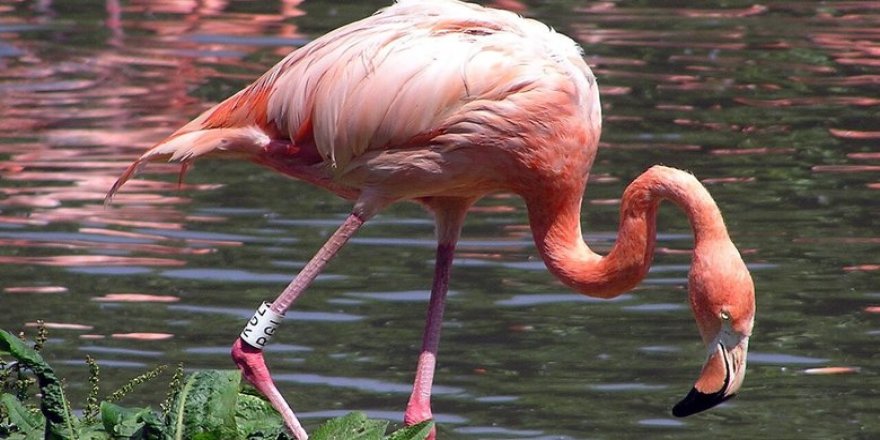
left=106, top=0, right=756, bottom=438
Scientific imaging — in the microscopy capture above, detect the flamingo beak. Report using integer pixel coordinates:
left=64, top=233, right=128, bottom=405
left=672, top=335, right=749, bottom=417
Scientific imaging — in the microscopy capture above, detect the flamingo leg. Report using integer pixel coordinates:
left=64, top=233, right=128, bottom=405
left=404, top=242, right=456, bottom=427
left=232, top=213, right=366, bottom=440
left=404, top=199, right=472, bottom=439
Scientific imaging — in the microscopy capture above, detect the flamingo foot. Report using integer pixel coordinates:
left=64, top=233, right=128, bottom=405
left=231, top=338, right=309, bottom=440
left=405, top=394, right=435, bottom=440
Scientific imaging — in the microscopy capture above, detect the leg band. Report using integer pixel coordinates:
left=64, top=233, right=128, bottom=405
left=240, top=301, right=284, bottom=349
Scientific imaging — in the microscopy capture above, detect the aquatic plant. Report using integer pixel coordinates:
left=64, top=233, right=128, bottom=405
left=0, top=328, right=432, bottom=440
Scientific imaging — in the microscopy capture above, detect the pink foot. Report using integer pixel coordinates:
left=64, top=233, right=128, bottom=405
left=232, top=338, right=309, bottom=440
left=423, top=426, right=437, bottom=440
left=404, top=401, right=436, bottom=440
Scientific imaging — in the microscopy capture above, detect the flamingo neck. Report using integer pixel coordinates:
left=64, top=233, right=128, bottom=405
left=526, top=165, right=729, bottom=298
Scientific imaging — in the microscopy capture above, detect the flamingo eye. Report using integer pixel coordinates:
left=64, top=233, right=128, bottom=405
left=720, top=310, right=731, bottom=321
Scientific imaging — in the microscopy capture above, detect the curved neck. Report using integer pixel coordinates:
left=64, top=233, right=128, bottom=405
left=525, top=166, right=729, bottom=298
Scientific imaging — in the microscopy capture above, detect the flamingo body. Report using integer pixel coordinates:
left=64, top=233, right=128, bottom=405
left=108, top=1, right=755, bottom=439
left=111, top=0, right=600, bottom=211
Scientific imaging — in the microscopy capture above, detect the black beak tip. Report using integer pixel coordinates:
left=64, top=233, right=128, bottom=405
left=672, top=387, right=733, bottom=418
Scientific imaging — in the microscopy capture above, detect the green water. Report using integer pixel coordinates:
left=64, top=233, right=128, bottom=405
left=1, top=1, right=878, bottom=438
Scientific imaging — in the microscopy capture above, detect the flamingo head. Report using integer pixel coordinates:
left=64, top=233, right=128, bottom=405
left=672, top=240, right=755, bottom=417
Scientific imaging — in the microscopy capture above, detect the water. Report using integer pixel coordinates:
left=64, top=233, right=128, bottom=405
left=1, top=1, right=878, bottom=438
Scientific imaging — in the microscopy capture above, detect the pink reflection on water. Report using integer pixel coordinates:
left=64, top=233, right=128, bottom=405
left=26, top=322, right=93, bottom=331
left=844, top=265, right=880, bottom=272
left=0, top=216, right=49, bottom=226
left=656, top=104, right=694, bottom=112
left=589, top=198, right=620, bottom=206
left=673, top=119, right=741, bottom=131
left=469, top=205, right=517, bottom=214
left=78, top=227, right=168, bottom=241
left=656, top=247, right=693, bottom=256
left=0, top=237, right=218, bottom=256
left=32, top=207, right=190, bottom=229
left=4, top=286, right=68, bottom=294
left=831, top=129, right=880, bottom=140
left=604, top=142, right=702, bottom=152
left=0, top=255, right=186, bottom=267
left=599, top=86, right=632, bottom=96
left=676, top=5, right=768, bottom=18
left=0, top=0, right=306, bottom=226
left=711, top=147, right=796, bottom=156
left=701, top=177, right=756, bottom=185
left=112, top=332, right=174, bottom=341
left=93, top=293, right=180, bottom=303
left=736, top=97, right=880, bottom=107
left=812, top=165, right=880, bottom=173
left=0, top=1, right=325, bottom=354
left=803, top=367, right=860, bottom=375
left=847, top=153, right=880, bottom=161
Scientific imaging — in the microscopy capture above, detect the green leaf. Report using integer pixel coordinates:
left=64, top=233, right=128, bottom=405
left=99, top=401, right=167, bottom=440
left=0, top=331, right=44, bottom=368
left=138, top=411, right=166, bottom=440
left=310, top=412, right=387, bottom=440
left=233, top=392, right=292, bottom=439
left=385, top=420, right=433, bottom=440
left=0, top=431, right=41, bottom=440
left=70, top=424, right=113, bottom=440
left=0, top=330, right=76, bottom=440
left=1, top=393, right=44, bottom=438
left=166, top=370, right=239, bottom=440
left=101, top=401, right=144, bottom=438
left=1, top=332, right=432, bottom=440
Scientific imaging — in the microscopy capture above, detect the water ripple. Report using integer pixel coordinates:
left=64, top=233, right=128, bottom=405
left=299, top=409, right=467, bottom=425
left=160, top=268, right=344, bottom=283
left=273, top=373, right=466, bottom=396
left=589, top=382, right=668, bottom=392
left=636, top=418, right=685, bottom=428
left=496, top=293, right=633, bottom=307
left=185, top=343, right=311, bottom=355
left=346, top=290, right=459, bottom=302
left=187, top=34, right=311, bottom=47
left=167, top=304, right=362, bottom=323
left=79, top=346, right=164, bottom=357
left=622, top=303, right=686, bottom=312
left=455, top=426, right=548, bottom=438
left=748, top=352, right=829, bottom=365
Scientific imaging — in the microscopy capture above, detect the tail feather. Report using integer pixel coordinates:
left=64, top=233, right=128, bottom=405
left=105, top=126, right=272, bottom=204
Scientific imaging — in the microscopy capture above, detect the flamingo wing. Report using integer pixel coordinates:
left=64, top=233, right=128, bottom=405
left=257, top=0, right=594, bottom=171
left=106, top=0, right=598, bottom=201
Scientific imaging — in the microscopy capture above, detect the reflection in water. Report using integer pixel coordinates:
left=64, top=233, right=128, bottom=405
left=4, top=285, right=68, bottom=293
left=92, top=293, right=180, bottom=302
left=1, top=1, right=879, bottom=439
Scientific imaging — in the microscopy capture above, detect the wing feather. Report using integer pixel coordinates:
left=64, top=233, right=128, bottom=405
left=263, top=0, right=593, bottom=171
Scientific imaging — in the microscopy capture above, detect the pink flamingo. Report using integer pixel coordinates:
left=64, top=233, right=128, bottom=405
left=107, top=1, right=755, bottom=438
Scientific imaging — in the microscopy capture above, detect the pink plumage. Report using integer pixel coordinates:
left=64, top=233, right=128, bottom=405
left=109, top=1, right=755, bottom=439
